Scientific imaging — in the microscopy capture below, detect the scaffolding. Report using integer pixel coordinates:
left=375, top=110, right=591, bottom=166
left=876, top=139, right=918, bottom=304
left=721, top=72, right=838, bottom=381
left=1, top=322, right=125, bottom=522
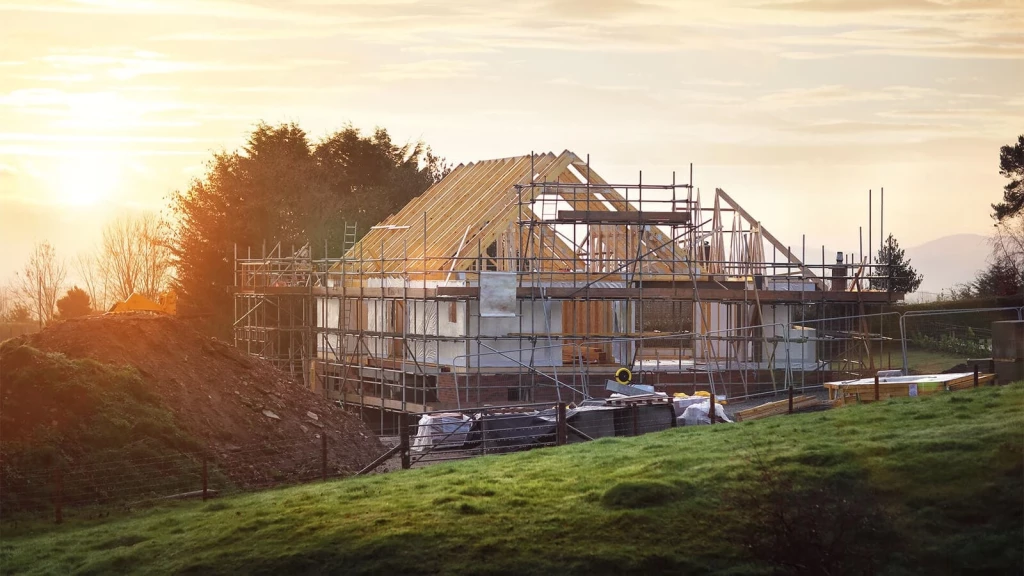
left=233, top=151, right=903, bottom=432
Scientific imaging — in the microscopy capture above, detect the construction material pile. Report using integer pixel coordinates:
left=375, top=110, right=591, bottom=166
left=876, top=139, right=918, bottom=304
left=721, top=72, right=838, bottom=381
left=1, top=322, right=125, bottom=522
left=826, top=372, right=996, bottom=406
left=734, top=395, right=824, bottom=422
left=1, top=314, right=382, bottom=491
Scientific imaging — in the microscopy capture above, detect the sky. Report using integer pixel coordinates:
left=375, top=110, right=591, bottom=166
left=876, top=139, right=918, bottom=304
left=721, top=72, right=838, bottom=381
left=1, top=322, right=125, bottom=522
left=1, top=0, right=1022, bottom=290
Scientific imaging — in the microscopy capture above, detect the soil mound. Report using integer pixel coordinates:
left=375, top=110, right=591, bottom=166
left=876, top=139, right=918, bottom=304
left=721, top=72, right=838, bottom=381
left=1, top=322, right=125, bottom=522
left=1, top=314, right=381, bottom=489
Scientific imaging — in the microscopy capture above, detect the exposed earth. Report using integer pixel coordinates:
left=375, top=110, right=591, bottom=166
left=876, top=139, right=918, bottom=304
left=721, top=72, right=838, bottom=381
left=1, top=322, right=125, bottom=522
left=0, top=314, right=382, bottom=502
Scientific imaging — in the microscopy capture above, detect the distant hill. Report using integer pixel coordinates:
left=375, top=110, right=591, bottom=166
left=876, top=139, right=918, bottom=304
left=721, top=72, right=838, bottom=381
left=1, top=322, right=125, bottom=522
left=905, top=234, right=991, bottom=296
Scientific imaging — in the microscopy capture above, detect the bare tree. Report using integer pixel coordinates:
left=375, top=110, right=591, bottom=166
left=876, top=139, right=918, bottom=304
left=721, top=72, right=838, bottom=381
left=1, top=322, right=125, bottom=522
left=15, top=241, right=67, bottom=327
left=0, top=283, right=12, bottom=321
left=75, top=251, right=111, bottom=312
left=992, top=214, right=1024, bottom=279
left=100, top=213, right=171, bottom=301
left=138, top=215, right=172, bottom=299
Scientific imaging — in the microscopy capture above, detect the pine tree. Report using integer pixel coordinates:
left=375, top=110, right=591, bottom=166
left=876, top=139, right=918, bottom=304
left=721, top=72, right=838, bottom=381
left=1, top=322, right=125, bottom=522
left=993, top=135, right=1024, bottom=222
left=870, top=234, right=923, bottom=294
left=56, top=286, right=92, bottom=320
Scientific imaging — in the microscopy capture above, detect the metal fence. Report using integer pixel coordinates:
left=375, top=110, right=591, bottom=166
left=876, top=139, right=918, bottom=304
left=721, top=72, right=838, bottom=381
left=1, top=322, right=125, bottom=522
left=1, top=397, right=688, bottom=524
left=359, top=397, right=681, bottom=473
left=1, top=436, right=338, bottom=524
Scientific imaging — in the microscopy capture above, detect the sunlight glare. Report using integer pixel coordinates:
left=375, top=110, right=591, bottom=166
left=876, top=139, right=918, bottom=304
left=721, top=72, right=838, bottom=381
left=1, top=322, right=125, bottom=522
left=54, top=153, right=121, bottom=206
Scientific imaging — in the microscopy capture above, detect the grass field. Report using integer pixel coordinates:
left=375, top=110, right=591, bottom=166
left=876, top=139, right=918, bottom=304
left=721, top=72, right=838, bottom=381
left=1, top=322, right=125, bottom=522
left=844, top=344, right=964, bottom=374
left=2, top=384, right=1022, bottom=575
left=888, top=347, right=965, bottom=373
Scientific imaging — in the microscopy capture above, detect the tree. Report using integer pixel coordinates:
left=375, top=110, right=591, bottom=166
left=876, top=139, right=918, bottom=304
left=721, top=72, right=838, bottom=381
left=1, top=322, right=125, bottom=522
left=14, top=241, right=67, bottom=327
left=870, top=234, right=923, bottom=294
left=168, top=122, right=447, bottom=335
left=993, top=135, right=1024, bottom=222
left=99, top=212, right=172, bottom=302
left=56, top=286, right=92, bottom=319
left=75, top=251, right=111, bottom=312
left=973, top=214, right=1024, bottom=297
left=0, top=284, right=12, bottom=322
left=972, top=260, right=1022, bottom=297
left=2, top=303, right=32, bottom=323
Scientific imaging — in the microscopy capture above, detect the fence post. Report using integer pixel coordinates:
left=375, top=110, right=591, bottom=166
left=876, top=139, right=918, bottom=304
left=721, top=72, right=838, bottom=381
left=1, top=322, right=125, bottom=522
left=202, top=457, right=208, bottom=501
left=556, top=402, right=567, bottom=446
left=788, top=385, right=794, bottom=414
left=400, top=423, right=411, bottom=470
left=874, top=374, right=880, bottom=402
left=321, top=433, right=328, bottom=481
left=973, top=365, right=979, bottom=388
left=53, top=457, right=63, bottom=525
left=480, top=413, right=488, bottom=455
left=709, top=392, right=716, bottom=425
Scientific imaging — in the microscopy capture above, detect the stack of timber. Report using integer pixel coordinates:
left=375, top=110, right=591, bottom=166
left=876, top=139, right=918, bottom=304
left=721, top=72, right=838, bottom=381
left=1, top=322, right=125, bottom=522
left=562, top=345, right=607, bottom=365
left=945, top=373, right=997, bottom=391
left=734, top=395, right=822, bottom=422
left=826, top=372, right=996, bottom=406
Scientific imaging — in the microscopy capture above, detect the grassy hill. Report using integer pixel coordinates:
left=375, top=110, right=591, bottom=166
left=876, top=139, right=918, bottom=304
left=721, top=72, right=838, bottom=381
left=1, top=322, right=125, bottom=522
left=2, top=384, right=1022, bottom=575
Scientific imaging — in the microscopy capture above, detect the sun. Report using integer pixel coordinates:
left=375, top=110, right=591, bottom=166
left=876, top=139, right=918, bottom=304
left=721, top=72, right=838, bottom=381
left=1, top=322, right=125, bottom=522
left=54, top=153, right=121, bottom=206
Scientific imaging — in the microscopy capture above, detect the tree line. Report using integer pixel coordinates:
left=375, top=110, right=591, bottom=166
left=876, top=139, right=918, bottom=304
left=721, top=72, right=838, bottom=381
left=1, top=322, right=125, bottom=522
left=0, top=213, right=172, bottom=326
left=3, top=127, right=1018, bottom=330
left=1, top=123, right=448, bottom=335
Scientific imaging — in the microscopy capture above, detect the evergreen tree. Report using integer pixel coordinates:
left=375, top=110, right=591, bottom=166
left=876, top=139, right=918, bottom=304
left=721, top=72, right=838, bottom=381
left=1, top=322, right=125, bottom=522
left=993, top=134, right=1024, bottom=221
left=168, top=122, right=448, bottom=336
left=973, top=259, right=1023, bottom=297
left=56, top=286, right=92, bottom=320
left=870, top=234, right=923, bottom=294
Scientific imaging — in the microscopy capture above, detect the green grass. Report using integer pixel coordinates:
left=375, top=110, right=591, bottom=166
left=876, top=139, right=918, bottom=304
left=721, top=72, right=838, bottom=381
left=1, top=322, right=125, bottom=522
left=2, top=385, right=1022, bottom=575
left=1, top=344, right=203, bottom=514
left=903, top=347, right=966, bottom=373
left=857, top=345, right=964, bottom=374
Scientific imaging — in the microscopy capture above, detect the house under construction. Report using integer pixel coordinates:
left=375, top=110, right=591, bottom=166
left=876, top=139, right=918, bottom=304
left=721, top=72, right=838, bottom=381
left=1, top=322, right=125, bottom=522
left=233, top=151, right=902, bottom=431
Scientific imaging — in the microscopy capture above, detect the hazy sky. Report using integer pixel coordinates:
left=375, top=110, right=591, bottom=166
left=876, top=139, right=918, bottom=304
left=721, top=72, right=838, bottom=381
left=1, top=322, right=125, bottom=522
left=1, top=0, right=1022, bottom=288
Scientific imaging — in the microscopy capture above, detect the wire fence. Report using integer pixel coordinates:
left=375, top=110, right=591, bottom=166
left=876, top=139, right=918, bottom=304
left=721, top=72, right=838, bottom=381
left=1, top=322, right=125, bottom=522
left=0, top=435, right=343, bottom=523
left=1, top=398, right=697, bottom=524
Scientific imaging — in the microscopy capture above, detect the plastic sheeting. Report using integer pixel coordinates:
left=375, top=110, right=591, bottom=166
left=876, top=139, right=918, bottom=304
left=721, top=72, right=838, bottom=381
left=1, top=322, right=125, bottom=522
left=479, top=271, right=517, bottom=318
left=411, top=413, right=472, bottom=451
left=478, top=411, right=556, bottom=453
left=679, top=401, right=733, bottom=426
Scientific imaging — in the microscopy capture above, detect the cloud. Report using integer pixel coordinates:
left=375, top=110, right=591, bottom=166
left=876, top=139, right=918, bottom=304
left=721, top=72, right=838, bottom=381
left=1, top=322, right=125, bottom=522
left=782, top=120, right=962, bottom=135
left=37, top=49, right=303, bottom=80
left=365, top=59, right=485, bottom=81
left=0, top=0, right=326, bottom=24
left=760, top=0, right=1017, bottom=15
left=755, top=85, right=932, bottom=109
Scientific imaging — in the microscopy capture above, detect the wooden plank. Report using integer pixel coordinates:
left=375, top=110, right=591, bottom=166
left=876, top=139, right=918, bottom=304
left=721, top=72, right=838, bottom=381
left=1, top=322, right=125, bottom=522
left=336, top=392, right=432, bottom=413
left=563, top=162, right=678, bottom=273
left=735, top=395, right=821, bottom=421
left=451, top=152, right=579, bottom=272
left=421, top=155, right=530, bottom=271
left=556, top=210, right=691, bottom=224
left=433, top=286, right=897, bottom=303
left=715, top=187, right=824, bottom=287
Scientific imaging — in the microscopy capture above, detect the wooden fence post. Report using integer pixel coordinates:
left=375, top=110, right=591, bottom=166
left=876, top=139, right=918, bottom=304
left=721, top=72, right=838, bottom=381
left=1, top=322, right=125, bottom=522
left=709, top=392, right=716, bottom=425
left=556, top=403, right=567, bottom=446
left=973, top=365, right=979, bottom=388
left=53, top=457, right=63, bottom=525
left=202, top=457, right=208, bottom=501
left=874, top=374, right=880, bottom=401
left=321, top=433, right=328, bottom=481
left=400, top=424, right=411, bottom=470
left=788, top=385, right=794, bottom=414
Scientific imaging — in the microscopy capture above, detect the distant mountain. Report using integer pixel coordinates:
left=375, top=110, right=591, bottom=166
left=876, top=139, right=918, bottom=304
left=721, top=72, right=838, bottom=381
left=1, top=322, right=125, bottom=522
left=905, top=234, right=991, bottom=296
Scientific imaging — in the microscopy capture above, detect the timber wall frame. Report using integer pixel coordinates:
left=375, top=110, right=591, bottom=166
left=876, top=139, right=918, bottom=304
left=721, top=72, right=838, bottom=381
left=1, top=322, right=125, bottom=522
left=233, top=151, right=904, bottom=426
